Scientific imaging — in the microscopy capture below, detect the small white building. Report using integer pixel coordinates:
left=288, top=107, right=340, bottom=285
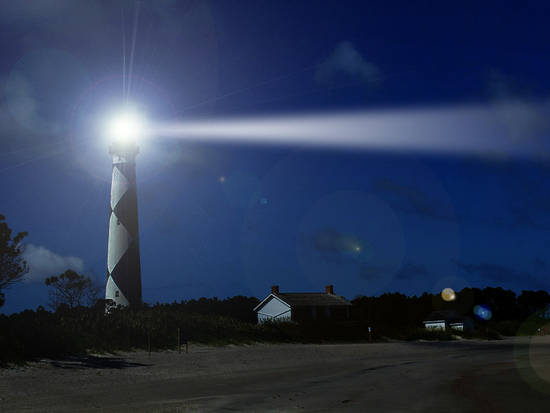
left=254, top=285, right=351, bottom=324
left=423, top=310, right=472, bottom=331
left=424, top=319, right=446, bottom=330
left=448, top=322, right=465, bottom=331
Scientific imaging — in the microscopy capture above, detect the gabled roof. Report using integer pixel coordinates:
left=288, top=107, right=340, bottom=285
left=276, top=293, right=351, bottom=307
left=253, top=293, right=290, bottom=312
left=254, top=292, right=351, bottom=312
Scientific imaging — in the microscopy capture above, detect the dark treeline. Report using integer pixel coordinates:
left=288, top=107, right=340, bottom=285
left=166, top=296, right=260, bottom=323
left=1, top=287, right=549, bottom=365
left=351, top=287, right=550, bottom=338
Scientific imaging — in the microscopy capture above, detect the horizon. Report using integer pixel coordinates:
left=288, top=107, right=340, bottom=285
left=3, top=282, right=548, bottom=315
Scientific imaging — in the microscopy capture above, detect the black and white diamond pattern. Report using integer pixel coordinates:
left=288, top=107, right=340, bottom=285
left=105, top=145, right=142, bottom=307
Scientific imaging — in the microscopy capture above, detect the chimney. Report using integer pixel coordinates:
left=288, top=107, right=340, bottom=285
left=325, top=285, right=334, bottom=294
left=271, top=285, right=279, bottom=294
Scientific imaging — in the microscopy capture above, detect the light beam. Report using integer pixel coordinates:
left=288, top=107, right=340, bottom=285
left=152, top=102, right=550, bottom=159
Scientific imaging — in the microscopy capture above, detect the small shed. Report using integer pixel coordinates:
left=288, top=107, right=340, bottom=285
left=423, top=310, right=473, bottom=331
left=254, top=285, right=352, bottom=324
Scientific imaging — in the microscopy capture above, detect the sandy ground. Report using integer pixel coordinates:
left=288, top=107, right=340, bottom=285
left=2, top=337, right=550, bottom=412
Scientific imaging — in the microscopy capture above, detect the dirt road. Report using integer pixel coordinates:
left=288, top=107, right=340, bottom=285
left=2, top=337, right=550, bottom=412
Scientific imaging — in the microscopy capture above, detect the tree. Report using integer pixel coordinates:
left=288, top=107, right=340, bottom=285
left=518, top=290, right=550, bottom=318
left=0, top=214, right=28, bottom=307
left=45, top=270, right=100, bottom=310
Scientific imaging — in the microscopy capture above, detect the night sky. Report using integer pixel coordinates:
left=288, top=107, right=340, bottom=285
left=2, top=1, right=550, bottom=314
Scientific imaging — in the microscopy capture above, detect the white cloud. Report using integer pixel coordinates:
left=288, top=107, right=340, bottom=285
left=316, top=41, right=380, bottom=85
left=22, top=244, right=85, bottom=283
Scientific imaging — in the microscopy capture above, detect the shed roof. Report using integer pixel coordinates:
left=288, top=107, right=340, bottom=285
left=254, top=292, right=351, bottom=312
left=275, top=293, right=351, bottom=307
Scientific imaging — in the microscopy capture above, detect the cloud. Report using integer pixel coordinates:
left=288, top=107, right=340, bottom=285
left=2, top=73, right=44, bottom=135
left=486, top=69, right=550, bottom=145
left=374, top=178, right=454, bottom=221
left=491, top=174, right=550, bottom=231
left=494, top=101, right=550, bottom=145
left=487, top=70, right=530, bottom=100
left=359, top=262, right=431, bottom=281
left=373, top=176, right=550, bottom=231
left=315, top=41, right=380, bottom=85
left=0, top=1, right=105, bottom=32
left=456, top=261, right=522, bottom=283
left=308, top=228, right=364, bottom=263
left=454, top=260, right=549, bottom=289
left=358, top=264, right=386, bottom=280
left=311, top=228, right=361, bottom=253
left=0, top=1, right=75, bottom=23
left=0, top=49, right=89, bottom=151
left=506, top=204, right=550, bottom=231
left=394, top=263, right=431, bottom=280
left=22, top=244, right=85, bottom=283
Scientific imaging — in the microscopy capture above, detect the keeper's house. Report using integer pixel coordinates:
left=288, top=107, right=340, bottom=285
left=254, top=285, right=352, bottom=324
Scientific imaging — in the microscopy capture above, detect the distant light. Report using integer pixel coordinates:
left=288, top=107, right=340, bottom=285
left=441, top=287, right=456, bottom=302
left=474, top=304, right=492, bottom=321
left=219, top=176, right=226, bottom=183
left=354, top=245, right=361, bottom=252
left=105, top=106, right=148, bottom=143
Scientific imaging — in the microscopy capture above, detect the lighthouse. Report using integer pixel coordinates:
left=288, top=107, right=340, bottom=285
left=105, top=109, right=144, bottom=307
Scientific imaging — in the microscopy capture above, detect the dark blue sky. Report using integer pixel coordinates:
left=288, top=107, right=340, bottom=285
left=2, top=1, right=550, bottom=313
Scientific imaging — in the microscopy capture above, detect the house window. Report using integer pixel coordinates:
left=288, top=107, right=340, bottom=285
left=115, top=291, right=120, bottom=297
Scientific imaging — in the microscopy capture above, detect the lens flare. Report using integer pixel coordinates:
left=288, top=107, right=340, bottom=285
left=474, top=304, right=492, bottom=321
left=441, top=287, right=456, bottom=302
left=513, top=317, right=550, bottom=396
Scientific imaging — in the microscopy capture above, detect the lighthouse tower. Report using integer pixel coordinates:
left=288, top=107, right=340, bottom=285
left=105, top=141, right=142, bottom=307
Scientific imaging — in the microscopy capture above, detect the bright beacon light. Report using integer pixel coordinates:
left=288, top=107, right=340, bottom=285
left=105, top=106, right=148, bottom=143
